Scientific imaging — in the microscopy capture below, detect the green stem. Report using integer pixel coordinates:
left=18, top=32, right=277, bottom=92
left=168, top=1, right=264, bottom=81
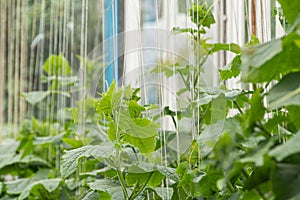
left=63, top=187, right=74, bottom=200
left=171, top=115, right=177, bottom=129
left=233, top=101, right=244, bottom=115
left=117, top=168, right=129, bottom=200
left=227, top=180, right=235, bottom=193
left=256, top=122, right=271, bottom=138
left=178, top=70, right=190, bottom=91
left=129, top=172, right=154, bottom=200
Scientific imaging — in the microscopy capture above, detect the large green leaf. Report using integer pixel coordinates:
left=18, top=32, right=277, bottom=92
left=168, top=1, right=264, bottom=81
left=267, top=72, right=300, bottom=110
left=5, top=169, right=51, bottom=195
left=153, top=187, right=174, bottom=200
left=127, top=161, right=179, bottom=182
left=19, top=179, right=62, bottom=200
left=0, top=140, right=19, bottom=154
left=240, top=140, right=274, bottom=166
left=241, top=33, right=300, bottom=83
left=21, top=91, right=48, bottom=105
left=277, top=0, right=300, bottom=24
left=123, top=134, right=156, bottom=153
left=271, top=163, right=300, bottom=200
left=88, top=179, right=124, bottom=200
left=6, top=178, right=32, bottom=195
left=287, top=105, right=300, bottom=129
left=0, top=154, right=48, bottom=171
left=33, top=132, right=66, bottom=145
left=22, top=90, right=70, bottom=105
left=60, top=142, right=115, bottom=178
left=126, top=171, right=164, bottom=188
left=269, top=131, right=300, bottom=161
left=117, top=111, right=159, bottom=138
left=197, top=120, right=226, bottom=156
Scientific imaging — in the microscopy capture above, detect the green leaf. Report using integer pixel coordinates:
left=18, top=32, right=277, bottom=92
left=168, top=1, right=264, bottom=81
left=126, top=171, right=164, bottom=188
left=190, top=2, right=216, bottom=28
left=0, top=140, right=19, bottom=154
left=176, top=162, right=222, bottom=198
left=19, top=179, right=62, bottom=200
left=241, top=190, right=262, bottom=200
left=42, top=75, right=77, bottom=86
left=82, top=191, right=112, bottom=200
left=6, top=178, right=32, bottom=195
left=208, top=43, right=241, bottom=54
left=277, top=0, right=300, bottom=24
left=197, top=120, right=226, bottom=157
left=287, top=105, right=300, bottom=129
left=88, top=179, right=124, bottom=200
left=22, top=90, right=70, bottom=105
left=34, top=132, right=65, bottom=145
left=240, top=90, right=265, bottom=133
left=271, top=163, right=300, bottom=200
left=117, top=111, right=159, bottom=139
left=269, top=131, right=300, bottom=161
left=96, top=81, right=122, bottom=116
left=267, top=72, right=300, bottom=110
left=82, top=191, right=100, bottom=200
left=219, top=55, right=241, bottom=80
left=244, top=165, right=272, bottom=190
left=123, top=134, right=156, bottom=154
left=128, top=100, right=145, bottom=118
left=240, top=140, right=274, bottom=166
left=153, top=187, right=174, bottom=200
left=288, top=193, right=300, bottom=200
left=127, top=161, right=179, bottom=182
left=43, top=53, right=72, bottom=76
left=61, top=138, right=84, bottom=148
left=0, top=154, right=48, bottom=170
left=21, top=91, right=48, bottom=105
left=241, top=37, right=282, bottom=82
left=60, top=142, right=115, bottom=178
left=241, top=32, right=300, bottom=83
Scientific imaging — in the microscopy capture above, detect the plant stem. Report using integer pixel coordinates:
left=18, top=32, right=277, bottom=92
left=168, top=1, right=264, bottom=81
left=117, top=168, right=129, bottom=199
left=256, top=122, right=271, bottom=138
left=129, top=172, right=154, bottom=200
left=63, top=187, right=74, bottom=200
left=233, top=101, right=244, bottom=115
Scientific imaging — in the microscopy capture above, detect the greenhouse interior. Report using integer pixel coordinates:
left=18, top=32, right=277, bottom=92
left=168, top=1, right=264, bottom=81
left=0, top=0, right=300, bottom=199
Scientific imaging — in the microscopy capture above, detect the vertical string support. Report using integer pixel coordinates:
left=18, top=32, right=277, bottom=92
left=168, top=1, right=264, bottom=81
left=0, top=0, right=7, bottom=140
left=20, top=0, right=28, bottom=128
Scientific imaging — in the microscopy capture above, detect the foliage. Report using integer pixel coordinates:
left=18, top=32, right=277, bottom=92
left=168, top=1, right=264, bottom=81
left=1, top=0, right=300, bottom=199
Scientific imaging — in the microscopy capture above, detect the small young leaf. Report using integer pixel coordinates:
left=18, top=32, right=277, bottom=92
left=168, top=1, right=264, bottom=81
left=43, top=53, right=72, bottom=76
left=219, top=55, right=241, bottom=80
